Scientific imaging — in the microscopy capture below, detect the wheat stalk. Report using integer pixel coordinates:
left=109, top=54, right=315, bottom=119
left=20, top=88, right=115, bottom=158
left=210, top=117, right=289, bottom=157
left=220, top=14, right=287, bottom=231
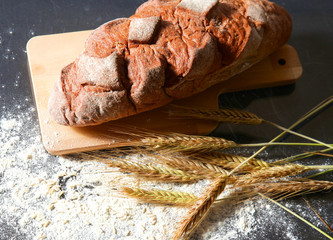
left=173, top=176, right=227, bottom=240
left=307, top=169, right=333, bottom=179
left=122, top=187, right=198, bottom=206
left=274, top=148, right=333, bottom=165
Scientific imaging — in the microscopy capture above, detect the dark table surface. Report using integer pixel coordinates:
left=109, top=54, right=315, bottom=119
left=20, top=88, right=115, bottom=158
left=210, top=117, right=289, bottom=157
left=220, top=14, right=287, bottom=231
left=0, top=0, right=332, bottom=239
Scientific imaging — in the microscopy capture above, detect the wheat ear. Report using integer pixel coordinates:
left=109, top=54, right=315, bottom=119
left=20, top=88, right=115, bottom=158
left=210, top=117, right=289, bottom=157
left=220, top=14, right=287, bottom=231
left=103, top=124, right=237, bottom=152
left=79, top=151, right=201, bottom=182
left=215, top=179, right=333, bottom=204
left=168, top=105, right=263, bottom=125
left=122, top=187, right=198, bottom=206
left=173, top=176, right=227, bottom=240
left=140, top=133, right=237, bottom=152
left=235, top=164, right=307, bottom=185
left=246, top=179, right=333, bottom=201
left=106, top=159, right=200, bottom=183
left=192, top=152, right=270, bottom=171
left=156, top=154, right=229, bottom=178
left=235, top=164, right=333, bottom=186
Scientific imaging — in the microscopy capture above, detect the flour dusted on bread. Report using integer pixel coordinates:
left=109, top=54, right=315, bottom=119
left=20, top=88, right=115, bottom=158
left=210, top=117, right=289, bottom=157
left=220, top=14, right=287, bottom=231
left=128, top=16, right=161, bottom=44
left=177, top=0, right=219, bottom=15
left=49, top=0, right=292, bottom=126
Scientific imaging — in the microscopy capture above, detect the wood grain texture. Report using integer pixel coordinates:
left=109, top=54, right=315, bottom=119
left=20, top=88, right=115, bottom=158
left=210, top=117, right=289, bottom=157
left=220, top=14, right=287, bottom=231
left=27, top=30, right=302, bottom=155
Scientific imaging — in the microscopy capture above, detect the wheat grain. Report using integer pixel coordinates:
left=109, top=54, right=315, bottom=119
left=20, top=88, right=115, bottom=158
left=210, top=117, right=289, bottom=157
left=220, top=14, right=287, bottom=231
left=173, top=176, right=227, bottom=240
left=122, top=187, right=198, bottom=206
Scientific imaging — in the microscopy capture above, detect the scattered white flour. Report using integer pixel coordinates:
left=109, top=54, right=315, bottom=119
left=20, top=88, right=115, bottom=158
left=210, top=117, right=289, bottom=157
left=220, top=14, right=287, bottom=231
left=0, top=106, right=187, bottom=240
left=8, top=27, right=14, bottom=35
left=29, top=29, right=36, bottom=36
left=0, top=102, right=331, bottom=240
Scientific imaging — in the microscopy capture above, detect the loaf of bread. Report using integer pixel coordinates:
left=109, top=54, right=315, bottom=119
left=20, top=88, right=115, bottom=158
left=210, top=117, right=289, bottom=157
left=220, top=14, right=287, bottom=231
left=49, top=0, right=292, bottom=126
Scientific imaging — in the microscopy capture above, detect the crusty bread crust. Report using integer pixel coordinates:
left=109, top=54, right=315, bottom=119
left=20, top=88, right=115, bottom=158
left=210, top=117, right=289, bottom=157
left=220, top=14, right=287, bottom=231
left=49, top=0, right=292, bottom=126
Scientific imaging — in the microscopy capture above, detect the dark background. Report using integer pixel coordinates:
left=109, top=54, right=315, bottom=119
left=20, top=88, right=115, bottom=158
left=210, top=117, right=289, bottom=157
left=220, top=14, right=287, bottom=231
left=0, top=0, right=332, bottom=239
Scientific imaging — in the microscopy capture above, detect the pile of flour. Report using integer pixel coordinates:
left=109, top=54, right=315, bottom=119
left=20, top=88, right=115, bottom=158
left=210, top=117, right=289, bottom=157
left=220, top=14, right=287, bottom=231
left=0, top=102, right=329, bottom=240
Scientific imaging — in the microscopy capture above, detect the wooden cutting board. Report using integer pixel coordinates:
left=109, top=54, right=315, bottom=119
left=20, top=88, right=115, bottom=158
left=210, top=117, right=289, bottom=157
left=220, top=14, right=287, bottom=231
left=27, top=30, right=302, bottom=155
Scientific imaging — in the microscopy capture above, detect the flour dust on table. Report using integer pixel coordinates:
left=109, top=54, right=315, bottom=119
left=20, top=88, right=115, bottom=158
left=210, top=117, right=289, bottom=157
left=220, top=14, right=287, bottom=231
left=0, top=100, right=326, bottom=240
